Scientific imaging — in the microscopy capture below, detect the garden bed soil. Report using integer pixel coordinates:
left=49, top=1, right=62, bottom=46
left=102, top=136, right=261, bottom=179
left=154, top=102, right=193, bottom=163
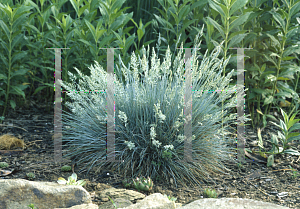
left=0, top=99, right=300, bottom=208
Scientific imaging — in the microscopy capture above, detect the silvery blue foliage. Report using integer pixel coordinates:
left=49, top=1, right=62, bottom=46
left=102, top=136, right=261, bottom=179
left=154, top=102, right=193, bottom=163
left=60, top=26, right=249, bottom=188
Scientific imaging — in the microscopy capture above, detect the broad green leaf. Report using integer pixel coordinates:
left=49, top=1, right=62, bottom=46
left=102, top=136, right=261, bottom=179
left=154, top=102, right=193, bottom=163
left=123, top=26, right=134, bottom=34
left=283, top=45, right=300, bottom=57
left=13, top=5, right=32, bottom=19
left=0, top=38, right=9, bottom=56
left=96, top=29, right=106, bottom=43
left=14, top=84, right=28, bottom=92
left=287, top=132, right=300, bottom=141
left=78, top=39, right=93, bottom=47
left=124, top=36, right=135, bottom=52
left=11, top=52, right=27, bottom=66
left=11, top=69, right=29, bottom=79
left=288, top=117, right=300, bottom=130
left=270, top=11, right=286, bottom=33
left=143, top=40, right=156, bottom=47
left=137, top=29, right=144, bottom=42
left=263, top=95, right=273, bottom=105
left=63, top=14, right=74, bottom=32
left=190, top=0, right=208, bottom=11
left=206, top=17, right=225, bottom=39
left=69, top=0, right=80, bottom=17
left=265, top=33, right=281, bottom=49
left=286, top=26, right=299, bottom=40
left=0, top=4, right=12, bottom=17
left=267, top=155, right=274, bottom=167
left=153, top=14, right=174, bottom=29
left=227, top=33, right=247, bottom=48
left=178, top=5, right=190, bottom=22
left=279, top=8, right=289, bottom=20
left=98, top=34, right=114, bottom=47
left=229, top=0, right=249, bottom=16
left=12, top=13, right=31, bottom=33
left=287, top=135, right=300, bottom=143
left=280, top=108, right=289, bottom=127
left=110, top=20, right=124, bottom=32
left=269, top=141, right=280, bottom=154
left=271, top=134, right=279, bottom=146
left=9, top=100, right=16, bottom=110
left=263, top=114, right=267, bottom=128
left=84, top=19, right=96, bottom=42
left=170, top=11, right=179, bottom=25
left=32, top=86, right=48, bottom=95
left=111, top=0, right=126, bottom=12
left=78, top=4, right=89, bottom=17
left=208, top=0, right=226, bottom=18
left=274, top=95, right=293, bottom=106
left=260, top=63, right=266, bottom=73
left=290, top=1, right=300, bottom=18
left=228, top=30, right=248, bottom=41
left=229, top=12, right=252, bottom=31
left=167, top=0, right=177, bottom=11
left=202, top=21, right=215, bottom=38
left=25, top=0, right=41, bottom=13
left=218, top=4, right=229, bottom=17
left=0, top=20, right=10, bottom=40
left=270, top=121, right=281, bottom=131
left=99, top=1, right=110, bottom=18
left=282, top=149, right=300, bottom=155
left=280, top=119, right=288, bottom=133
left=179, top=19, right=198, bottom=36
left=262, top=54, right=278, bottom=69
left=154, top=7, right=167, bottom=20
left=11, top=33, right=24, bottom=50
left=42, top=83, right=55, bottom=88
left=281, top=56, right=296, bottom=61
left=9, top=86, right=26, bottom=99
left=0, top=74, right=7, bottom=80
left=130, top=18, right=139, bottom=28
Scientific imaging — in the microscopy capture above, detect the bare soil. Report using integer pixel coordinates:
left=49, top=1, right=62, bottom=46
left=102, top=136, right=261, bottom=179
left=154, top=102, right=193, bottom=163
left=0, top=98, right=300, bottom=208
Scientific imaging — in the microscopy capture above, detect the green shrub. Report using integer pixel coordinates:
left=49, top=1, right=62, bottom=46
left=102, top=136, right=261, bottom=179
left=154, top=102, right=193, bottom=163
left=163, top=194, right=177, bottom=202
left=28, top=203, right=35, bottom=209
left=26, top=172, right=35, bottom=180
left=61, top=165, right=72, bottom=172
left=203, top=188, right=218, bottom=198
left=0, top=162, right=8, bottom=168
left=122, top=176, right=153, bottom=192
left=57, top=173, right=86, bottom=186
left=60, top=29, right=241, bottom=188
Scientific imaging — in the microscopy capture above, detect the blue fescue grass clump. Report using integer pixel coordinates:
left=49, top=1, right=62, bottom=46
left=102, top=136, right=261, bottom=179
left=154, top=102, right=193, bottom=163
left=59, top=27, right=249, bottom=188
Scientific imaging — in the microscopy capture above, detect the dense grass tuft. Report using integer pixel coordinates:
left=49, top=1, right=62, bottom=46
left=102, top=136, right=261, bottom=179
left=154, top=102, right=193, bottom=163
left=60, top=29, right=246, bottom=188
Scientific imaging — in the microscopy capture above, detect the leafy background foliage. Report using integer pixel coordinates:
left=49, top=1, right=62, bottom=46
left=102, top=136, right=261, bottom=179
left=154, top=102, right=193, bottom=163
left=0, top=0, right=299, bottom=126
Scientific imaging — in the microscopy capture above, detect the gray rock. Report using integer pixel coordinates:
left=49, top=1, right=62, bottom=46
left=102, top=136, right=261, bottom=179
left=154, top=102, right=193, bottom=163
left=98, top=197, right=133, bottom=209
left=55, top=203, right=98, bottom=209
left=118, top=193, right=176, bottom=209
left=0, top=179, right=290, bottom=209
left=176, top=198, right=290, bottom=209
left=0, top=179, right=92, bottom=209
